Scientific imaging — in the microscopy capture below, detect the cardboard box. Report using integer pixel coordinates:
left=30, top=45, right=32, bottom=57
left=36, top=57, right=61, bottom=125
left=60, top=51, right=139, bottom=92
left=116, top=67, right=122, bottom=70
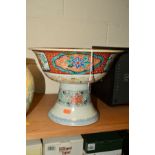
left=26, top=139, right=42, bottom=155
left=82, top=131, right=123, bottom=155
left=43, top=135, right=83, bottom=155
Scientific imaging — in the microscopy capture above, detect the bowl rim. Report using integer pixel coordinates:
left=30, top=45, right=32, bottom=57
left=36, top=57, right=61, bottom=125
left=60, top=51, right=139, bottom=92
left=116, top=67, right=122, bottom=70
left=29, top=47, right=127, bottom=53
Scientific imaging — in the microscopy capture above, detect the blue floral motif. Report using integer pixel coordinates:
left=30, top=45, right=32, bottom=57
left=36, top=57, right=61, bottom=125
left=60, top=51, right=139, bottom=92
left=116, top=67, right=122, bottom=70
left=52, top=52, right=104, bottom=75
left=67, top=56, right=90, bottom=69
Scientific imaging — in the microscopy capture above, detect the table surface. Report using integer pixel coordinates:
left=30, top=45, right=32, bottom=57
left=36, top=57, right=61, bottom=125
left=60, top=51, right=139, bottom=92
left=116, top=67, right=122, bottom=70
left=26, top=94, right=129, bottom=140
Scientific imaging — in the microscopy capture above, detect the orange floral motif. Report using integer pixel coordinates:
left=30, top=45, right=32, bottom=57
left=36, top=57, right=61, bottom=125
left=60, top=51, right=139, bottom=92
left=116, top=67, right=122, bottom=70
left=71, top=94, right=83, bottom=104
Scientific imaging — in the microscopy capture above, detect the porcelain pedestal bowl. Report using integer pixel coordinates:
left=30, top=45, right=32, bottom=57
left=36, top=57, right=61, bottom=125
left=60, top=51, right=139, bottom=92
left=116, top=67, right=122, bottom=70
left=32, top=48, right=123, bottom=126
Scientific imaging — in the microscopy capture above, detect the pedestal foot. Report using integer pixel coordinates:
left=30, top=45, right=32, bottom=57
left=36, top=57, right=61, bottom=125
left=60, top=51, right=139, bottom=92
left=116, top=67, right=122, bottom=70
left=48, top=83, right=98, bottom=126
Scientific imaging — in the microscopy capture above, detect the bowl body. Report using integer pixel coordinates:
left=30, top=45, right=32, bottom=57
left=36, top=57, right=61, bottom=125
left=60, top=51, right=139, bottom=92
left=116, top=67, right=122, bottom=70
left=32, top=48, right=121, bottom=84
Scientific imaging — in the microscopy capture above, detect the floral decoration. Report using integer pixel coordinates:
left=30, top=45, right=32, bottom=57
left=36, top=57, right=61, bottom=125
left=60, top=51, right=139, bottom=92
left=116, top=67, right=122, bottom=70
left=66, top=56, right=90, bottom=69
left=71, top=93, right=83, bottom=105
left=58, top=89, right=89, bottom=107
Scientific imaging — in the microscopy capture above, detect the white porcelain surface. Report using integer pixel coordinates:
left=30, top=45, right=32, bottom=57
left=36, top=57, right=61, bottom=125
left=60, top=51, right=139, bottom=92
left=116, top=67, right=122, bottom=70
left=44, top=72, right=106, bottom=84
